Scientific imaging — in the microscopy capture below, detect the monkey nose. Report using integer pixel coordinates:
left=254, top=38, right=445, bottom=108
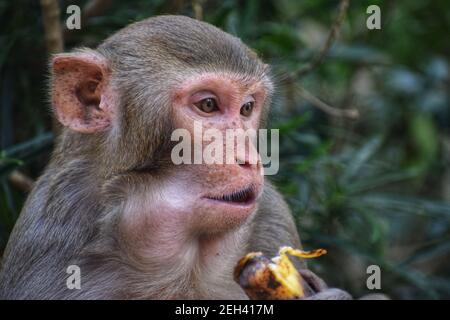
left=235, top=154, right=261, bottom=171
left=234, top=140, right=261, bottom=172
left=237, top=159, right=252, bottom=169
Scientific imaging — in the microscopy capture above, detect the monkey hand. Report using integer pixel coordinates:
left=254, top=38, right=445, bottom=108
left=299, top=269, right=390, bottom=300
left=298, top=268, right=352, bottom=300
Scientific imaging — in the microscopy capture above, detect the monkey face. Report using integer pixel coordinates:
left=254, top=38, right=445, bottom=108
left=166, top=71, right=270, bottom=232
left=118, top=74, right=269, bottom=238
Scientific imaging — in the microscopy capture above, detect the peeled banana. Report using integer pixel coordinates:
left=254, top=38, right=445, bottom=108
left=234, top=246, right=327, bottom=300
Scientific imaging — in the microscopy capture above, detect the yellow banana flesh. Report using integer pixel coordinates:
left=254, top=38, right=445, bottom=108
left=234, top=246, right=327, bottom=300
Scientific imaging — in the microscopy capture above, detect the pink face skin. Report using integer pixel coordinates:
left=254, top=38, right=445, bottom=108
left=172, top=72, right=267, bottom=131
left=171, top=72, right=269, bottom=230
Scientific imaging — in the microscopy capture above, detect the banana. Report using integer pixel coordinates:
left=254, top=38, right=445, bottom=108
left=234, top=246, right=327, bottom=300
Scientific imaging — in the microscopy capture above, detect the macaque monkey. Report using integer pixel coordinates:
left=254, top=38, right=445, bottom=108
left=0, top=15, right=352, bottom=299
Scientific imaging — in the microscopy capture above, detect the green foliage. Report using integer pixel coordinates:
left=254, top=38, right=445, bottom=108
left=1, top=0, right=449, bottom=299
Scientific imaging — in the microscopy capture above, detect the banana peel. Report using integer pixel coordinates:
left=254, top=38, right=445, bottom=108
left=234, top=246, right=327, bottom=300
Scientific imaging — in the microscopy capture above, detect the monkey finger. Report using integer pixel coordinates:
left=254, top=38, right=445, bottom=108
left=297, top=269, right=328, bottom=293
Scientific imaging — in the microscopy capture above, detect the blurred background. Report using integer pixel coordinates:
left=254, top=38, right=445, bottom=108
left=0, top=0, right=449, bottom=299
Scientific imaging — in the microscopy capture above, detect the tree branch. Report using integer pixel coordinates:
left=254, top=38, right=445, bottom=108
left=291, top=0, right=350, bottom=78
left=40, top=0, right=64, bottom=54
left=296, top=85, right=359, bottom=120
left=192, top=0, right=204, bottom=21
left=8, top=170, right=35, bottom=193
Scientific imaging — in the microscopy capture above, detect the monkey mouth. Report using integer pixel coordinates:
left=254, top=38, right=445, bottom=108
left=204, top=185, right=257, bottom=206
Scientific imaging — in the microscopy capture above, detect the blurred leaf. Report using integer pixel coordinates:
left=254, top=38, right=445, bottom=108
left=342, top=136, right=382, bottom=182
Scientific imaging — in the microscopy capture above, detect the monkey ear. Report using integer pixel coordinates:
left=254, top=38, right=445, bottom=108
left=51, top=50, right=116, bottom=133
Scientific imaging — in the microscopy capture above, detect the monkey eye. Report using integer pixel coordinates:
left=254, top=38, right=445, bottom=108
left=194, top=98, right=219, bottom=113
left=240, top=101, right=254, bottom=117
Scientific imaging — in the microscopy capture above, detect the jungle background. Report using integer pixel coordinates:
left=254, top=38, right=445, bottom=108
left=0, top=0, right=449, bottom=299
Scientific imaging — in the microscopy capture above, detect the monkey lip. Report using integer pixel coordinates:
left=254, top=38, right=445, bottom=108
left=203, top=185, right=257, bottom=207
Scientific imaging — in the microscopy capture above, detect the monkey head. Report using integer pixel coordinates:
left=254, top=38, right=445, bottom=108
left=50, top=15, right=273, bottom=243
